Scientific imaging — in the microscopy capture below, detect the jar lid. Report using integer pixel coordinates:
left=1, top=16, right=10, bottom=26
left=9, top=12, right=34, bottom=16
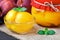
left=31, top=0, right=60, bottom=12
left=35, top=0, right=60, bottom=5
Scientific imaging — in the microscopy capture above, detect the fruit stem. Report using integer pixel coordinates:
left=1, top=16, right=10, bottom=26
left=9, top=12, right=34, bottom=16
left=44, top=27, right=48, bottom=35
left=45, top=27, right=48, bottom=31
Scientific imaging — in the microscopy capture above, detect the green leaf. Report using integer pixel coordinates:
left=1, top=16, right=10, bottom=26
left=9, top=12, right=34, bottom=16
left=37, top=30, right=45, bottom=35
left=13, top=8, right=17, bottom=11
left=13, top=7, right=21, bottom=11
left=13, top=7, right=27, bottom=12
left=47, top=30, right=55, bottom=35
left=20, top=7, right=27, bottom=12
left=44, top=27, right=48, bottom=31
left=37, top=27, right=56, bottom=35
left=16, top=7, right=21, bottom=12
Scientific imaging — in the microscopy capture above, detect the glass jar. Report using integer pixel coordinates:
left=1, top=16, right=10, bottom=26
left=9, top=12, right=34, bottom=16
left=4, top=18, right=35, bottom=34
left=31, top=0, right=60, bottom=27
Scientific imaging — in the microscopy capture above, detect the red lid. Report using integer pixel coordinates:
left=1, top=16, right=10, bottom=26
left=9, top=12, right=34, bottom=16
left=36, top=0, right=60, bottom=5
left=31, top=0, right=60, bottom=12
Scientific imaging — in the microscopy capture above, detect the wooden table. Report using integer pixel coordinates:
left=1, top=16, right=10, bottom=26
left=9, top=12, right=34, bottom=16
left=0, top=24, right=60, bottom=40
